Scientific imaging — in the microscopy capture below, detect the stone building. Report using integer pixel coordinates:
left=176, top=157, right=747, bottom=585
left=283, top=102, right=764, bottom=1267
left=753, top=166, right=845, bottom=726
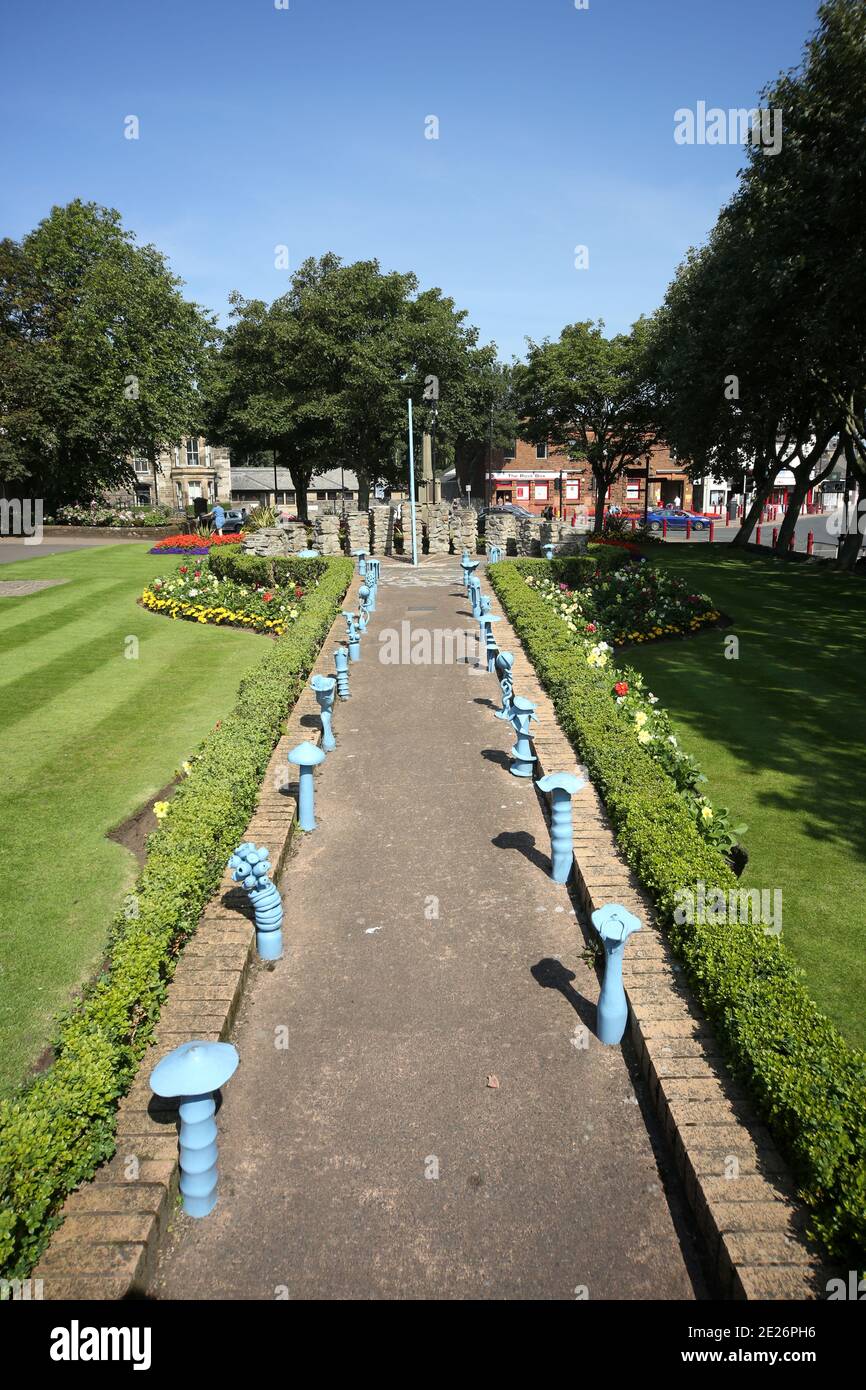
left=109, top=437, right=232, bottom=511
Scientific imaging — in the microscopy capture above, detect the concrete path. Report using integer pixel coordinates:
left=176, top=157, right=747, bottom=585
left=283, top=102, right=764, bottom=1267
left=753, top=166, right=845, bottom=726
left=150, top=556, right=705, bottom=1300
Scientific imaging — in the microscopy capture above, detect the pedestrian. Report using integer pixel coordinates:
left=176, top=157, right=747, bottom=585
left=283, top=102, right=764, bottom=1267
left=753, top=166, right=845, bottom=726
left=212, top=502, right=226, bottom=535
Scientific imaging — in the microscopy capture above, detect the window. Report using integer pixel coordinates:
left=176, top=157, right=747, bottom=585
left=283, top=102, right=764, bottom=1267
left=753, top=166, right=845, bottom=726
left=205, top=444, right=212, bottom=468
left=626, top=483, right=641, bottom=501
left=565, top=481, right=581, bottom=500
left=515, top=484, right=530, bottom=501
left=504, top=442, right=517, bottom=459
left=536, top=443, right=548, bottom=460
left=186, top=438, right=200, bottom=467
left=534, top=482, right=549, bottom=501
left=133, top=456, right=150, bottom=474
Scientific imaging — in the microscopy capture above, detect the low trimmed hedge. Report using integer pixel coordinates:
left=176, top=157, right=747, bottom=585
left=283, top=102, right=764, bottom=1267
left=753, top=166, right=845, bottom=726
left=0, top=557, right=353, bottom=1277
left=490, top=559, right=866, bottom=1261
left=208, top=549, right=328, bottom=588
left=510, top=547, right=630, bottom=588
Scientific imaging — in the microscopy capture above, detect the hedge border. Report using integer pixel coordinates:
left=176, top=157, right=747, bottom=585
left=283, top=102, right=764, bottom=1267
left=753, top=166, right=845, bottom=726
left=0, top=557, right=353, bottom=1277
left=489, top=558, right=866, bottom=1262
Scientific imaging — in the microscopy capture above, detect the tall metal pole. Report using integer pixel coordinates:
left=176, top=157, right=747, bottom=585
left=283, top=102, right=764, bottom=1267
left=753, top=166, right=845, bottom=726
left=408, top=398, right=419, bottom=567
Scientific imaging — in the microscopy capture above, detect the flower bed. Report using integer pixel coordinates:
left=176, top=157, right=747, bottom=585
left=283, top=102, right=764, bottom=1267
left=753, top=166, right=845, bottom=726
left=48, top=503, right=175, bottom=528
left=148, top=533, right=246, bottom=556
left=0, top=558, right=354, bottom=1278
left=489, top=558, right=866, bottom=1261
left=526, top=562, right=720, bottom=646
left=142, top=559, right=306, bottom=637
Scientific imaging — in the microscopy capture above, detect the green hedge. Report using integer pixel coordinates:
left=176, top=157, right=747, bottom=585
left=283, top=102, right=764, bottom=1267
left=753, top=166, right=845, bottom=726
left=208, top=549, right=329, bottom=587
left=490, top=559, right=866, bottom=1261
left=509, top=548, right=630, bottom=588
left=0, top=557, right=353, bottom=1277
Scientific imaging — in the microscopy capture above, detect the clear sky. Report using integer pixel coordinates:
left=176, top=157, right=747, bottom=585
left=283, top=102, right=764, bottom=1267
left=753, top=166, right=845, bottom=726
left=0, top=0, right=820, bottom=362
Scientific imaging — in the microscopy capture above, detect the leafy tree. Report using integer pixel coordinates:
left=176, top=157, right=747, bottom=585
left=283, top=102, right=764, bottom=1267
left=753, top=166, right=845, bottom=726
left=0, top=200, right=213, bottom=510
left=516, top=320, right=659, bottom=533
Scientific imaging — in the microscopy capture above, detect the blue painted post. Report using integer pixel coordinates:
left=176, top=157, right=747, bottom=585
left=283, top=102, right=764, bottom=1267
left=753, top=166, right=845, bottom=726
left=509, top=696, right=538, bottom=777
left=542, top=543, right=555, bottom=560
left=288, top=740, right=327, bottom=831
left=311, top=673, right=337, bottom=752
left=228, top=842, right=284, bottom=959
left=478, top=613, right=500, bottom=670
left=488, top=544, right=502, bottom=564
left=493, top=650, right=515, bottom=720
left=149, top=1041, right=239, bottom=1218
left=366, top=574, right=378, bottom=612
left=591, top=903, right=642, bottom=1044
left=536, top=773, right=586, bottom=883
left=297, top=548, right=320, bottom=558
left=334, top=645, right=350, bottom=699
left=343, top=610, right=359, bottom=642
left=468, top=576, right=482, bottom=619
left=485, top=614, right=501, bottom=672
left=354, top=549, right=367, bottom=576
left=358, top=583, right=370, bottom=632
left=480, top=594, right=492, bottom=615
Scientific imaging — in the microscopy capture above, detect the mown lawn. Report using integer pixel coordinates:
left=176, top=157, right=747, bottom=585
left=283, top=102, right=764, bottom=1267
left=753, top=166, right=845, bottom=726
left=0, top=543, right=265, bottom=1093
left=624, top=544, right=866, bottom=1049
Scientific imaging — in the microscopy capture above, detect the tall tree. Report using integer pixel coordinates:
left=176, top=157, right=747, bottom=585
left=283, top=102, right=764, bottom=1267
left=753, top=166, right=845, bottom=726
left=0, top=200, right=213, bottom=509
left=516, top=320, right=659, bottom=533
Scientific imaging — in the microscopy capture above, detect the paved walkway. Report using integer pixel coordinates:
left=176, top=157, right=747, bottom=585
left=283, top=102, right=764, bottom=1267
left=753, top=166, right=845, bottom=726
left=150, top=557, right=704, bottom=1300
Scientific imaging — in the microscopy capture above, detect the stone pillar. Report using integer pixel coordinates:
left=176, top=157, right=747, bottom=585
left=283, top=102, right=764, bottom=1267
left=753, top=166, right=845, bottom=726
left=485, top=512, right=517, bottom=556
left=449, top=506, right=478, bottom=556
left=346, top=511, right=370, bottom=558
left=517, top=517, right=542, bottom=556
left=425, top=501, right=450, bottom=554
left=314, top=514, right=342, bottom=556
left=242, top=527, right=291, bottom=557
left=370, top=505, right=391, bottom=555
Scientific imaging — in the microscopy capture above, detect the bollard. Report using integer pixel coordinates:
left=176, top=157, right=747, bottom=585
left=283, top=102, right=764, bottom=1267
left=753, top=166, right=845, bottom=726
left=478, top=612, right=501, bottom=670
left=297, top=548, right=320, bottom=558
left=311, top=673, right=337, bottom=752
left=367, top=558, right=380, bottom=584
left=494, top=650, right=515, bottom=721
left=772, top=527, right=778, bottom=548
left=756, top=525, right=762, bottom=546
left=465, top=560, right=480, bottom=592
left=149, top=1041, right=239, bottom=1218
left=468, top=575, right=482, bottom=619
left=334, top=645, right=351, bottom=699
left=536, top=772, right=586, bottom=883
left=485, top=615, right=501, bottom=672
left=358, top=582, right=370, bottom=614
left=709, top=520, right=715, bottom=543
left=343, top=610, right=359, bottom=641
left=807, top=530, right=814, bottom=556
left=591, top=903, right=641, bottom=1044
left=228, top=842, right=283, bottom=959
left=685, top=519, right=691, bottom=540
left=509, top=696, right=538, bottom=777
left=287, top=740, right=326, bottom=831
left=357, top=604, right=369, bottom=633
left=366, top=576, right=377, bottom=613
left=348, top=633, right=361, bottom=662
left=353, top=549, right=367, bottom=576
left=488, top=545, right=502, bottom=564
left=542, top=543, right=555, bottom=560
left=460, top=553, right=474, bottom=589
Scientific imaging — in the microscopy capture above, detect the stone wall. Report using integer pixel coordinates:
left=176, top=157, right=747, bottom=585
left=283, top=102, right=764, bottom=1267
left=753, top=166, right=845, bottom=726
left=314, top=514, right=342, bottom=556
left=449, top=506, right=478, bottom=555
left=485, top=512, right=517, bottom=555
left=242, top=527, right=291, bottom=557
left=420, top=501, right=451, bottom=554
left=370, top=505, right=393, bottom=556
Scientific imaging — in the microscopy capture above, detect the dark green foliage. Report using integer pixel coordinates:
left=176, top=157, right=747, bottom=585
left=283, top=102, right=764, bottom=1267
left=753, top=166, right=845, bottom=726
left=490, top=560, right=866, bottom=1262
left=208, top=549, right=328, bottom=588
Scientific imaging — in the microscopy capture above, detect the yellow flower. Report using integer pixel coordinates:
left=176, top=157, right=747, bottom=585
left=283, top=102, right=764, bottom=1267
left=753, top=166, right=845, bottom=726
left=153, top=800, right=170, bottom=820
left=181, top=760, right=192, bottom=777
left=635, top=711, right=648, bottom=728
left=637, top=729, right=652, bottom=745
left=701, top=805, right=714, bottom=823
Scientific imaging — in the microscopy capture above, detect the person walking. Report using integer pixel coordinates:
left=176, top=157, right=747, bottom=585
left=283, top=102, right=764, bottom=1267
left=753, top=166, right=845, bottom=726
left=212, top=502, right=226, bottom=535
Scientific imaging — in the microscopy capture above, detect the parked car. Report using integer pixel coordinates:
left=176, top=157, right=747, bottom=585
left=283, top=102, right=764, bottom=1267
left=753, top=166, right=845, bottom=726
left=645, top=507, right=710, bottom=532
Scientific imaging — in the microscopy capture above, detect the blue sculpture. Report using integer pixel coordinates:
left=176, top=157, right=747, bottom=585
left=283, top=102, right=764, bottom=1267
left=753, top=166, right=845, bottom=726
left=542, top=542, right=555, bottom=560
left=287, top=740, right=327, bottom=831
left=488, top=544, right=502, bottom=564
left=311, top=673, right=337, bottom=752
left=509, top=696, right=538, bottom=777
left=468, top=575, right=482, bottom=620
left=354, top=549, right=367, bottom=576
left=536, top=772, right=586, bottom=883
left=591, top=903, right=642, bottom=1044
left=478, top=612, right=501, bottom=671
left=367, top=557, right=381, bottom=584
left=334, top=645, right=351, bottom=699
left=494, top=650, right=515, bottom=721
left=149, top=1041, right=239, bottom=1219
left=228, top=841, right=284, bottom=959
left=297, top=548, right=320, bottom=558
left=343, top=610, right=359, bottom=642
left=358, top=582, right=370, bottom=623
left=365, top=574, right=378, bottom=612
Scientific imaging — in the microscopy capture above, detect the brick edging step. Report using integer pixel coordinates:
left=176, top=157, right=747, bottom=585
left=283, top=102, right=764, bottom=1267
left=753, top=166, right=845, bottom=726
left=33, top=574, right=360, bottom=1300
left=489, top=581, right=839, bottom=1301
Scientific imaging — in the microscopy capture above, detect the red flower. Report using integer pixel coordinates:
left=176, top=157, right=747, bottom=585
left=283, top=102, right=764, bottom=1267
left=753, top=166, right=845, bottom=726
left=262, top=591, right=273, bottom=602
left=586, top=622, right=597, bottom=633
left=294, top=585, right=304, bottom=599
left=179, top=565, right=188, bottom=574
left=614, top=681, right=629, bottom=697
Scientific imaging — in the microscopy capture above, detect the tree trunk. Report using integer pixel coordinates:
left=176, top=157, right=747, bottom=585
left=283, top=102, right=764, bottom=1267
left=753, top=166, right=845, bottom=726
left=835, top=437, right=864, bottom=570
left=592, top=468, right=608, bottom=534
left=287, top=459, right=312, bottom=521
left=732, top=466, right=777, bottom=546
left=356, top=468, right=371, bottom=512
left=775, top=472, right=811, bottom=553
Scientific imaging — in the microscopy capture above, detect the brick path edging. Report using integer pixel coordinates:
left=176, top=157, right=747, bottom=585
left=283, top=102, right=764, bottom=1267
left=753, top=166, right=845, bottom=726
left=33, top=574, right=360, bottom=1299
left=488, top=573, right=838, bottom=1301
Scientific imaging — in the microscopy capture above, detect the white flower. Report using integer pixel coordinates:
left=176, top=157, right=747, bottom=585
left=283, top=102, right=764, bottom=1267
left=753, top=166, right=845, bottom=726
left=648, top=694, right=658, bottom=705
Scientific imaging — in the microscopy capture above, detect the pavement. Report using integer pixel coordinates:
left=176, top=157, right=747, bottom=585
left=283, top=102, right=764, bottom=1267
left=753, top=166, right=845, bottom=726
left=149, top=555, right=705, bottom=1301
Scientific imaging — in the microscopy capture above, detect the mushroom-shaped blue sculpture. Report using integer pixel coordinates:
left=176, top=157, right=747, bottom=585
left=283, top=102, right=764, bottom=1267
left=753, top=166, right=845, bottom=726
left=536, top=772, right=586, bottom=883
left=288, top=739, right=327, bottom=831
left=149, top=1041, right=239, bottom=1219
left=591, top=903, right=642, bottom=1044
left=542, top=542, right=555, bottom=560
left=311, top=673, right=337, bottom=752
left=479, top=612, right=501, bottom=672
left=468, top=575, right=482, bottom=620
left=228, top=842, right=283, bottom=959
left=494, top=650, right=515, bottom=720
left=488, top=544, right=502, bottom=564
left=509, top=695, right=538, bottom=777
left=297, top=548, right=320, bottom=558
left=334, top=645, right=350, bottom=699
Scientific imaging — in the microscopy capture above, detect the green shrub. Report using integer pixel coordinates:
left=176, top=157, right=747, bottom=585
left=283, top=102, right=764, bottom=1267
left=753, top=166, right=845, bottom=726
left=208, top=548, right=328, bottom=588
left=508, top=548, right=630, bottom=588
left=490, top=559, right=866, bottom=1261
left=0, top=558, right=353, bottom=1277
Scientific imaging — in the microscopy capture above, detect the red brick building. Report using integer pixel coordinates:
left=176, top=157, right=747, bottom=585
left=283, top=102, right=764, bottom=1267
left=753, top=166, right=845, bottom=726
left=486, top=439, right=694, bottom=517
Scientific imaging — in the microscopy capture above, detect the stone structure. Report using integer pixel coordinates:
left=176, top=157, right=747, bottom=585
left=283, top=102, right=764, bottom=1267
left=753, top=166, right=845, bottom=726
left=449, top=505, right=478, bottom=556
left=420, top=501, right=451, bottom=554
left=242, top=527, right=291, bottom=558
left=345, top=511, right=370, bottom=558
left=314, top=514, right=342, bottom=556
left=370, top=504, right=392, bottom=556
left=517, top=517, right=542, bottom=556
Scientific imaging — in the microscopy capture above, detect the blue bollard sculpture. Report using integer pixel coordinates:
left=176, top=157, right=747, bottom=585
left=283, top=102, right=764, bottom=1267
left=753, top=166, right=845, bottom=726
left=365, top=574, right=378, bottom=612
left=358, top=582, right=370, bottom=620
left=311, top=673, right=337, bottom=752
left=468, top=576, right=482, bottom=620
left=591, top=903, right=642, bottom=1045
left=494, top=650, right=515, bottom=720
left=488, top=544, right=502, bottom=564
left=288, top=740, right=326, bottom=831
left=509, top=696, right=538, bottom=777
left=478, top=612, right=501, bottom=670
left=542, top=542, right=555, bottom=560
left=149, top=1041, right=239, bottom=1219
left=343, top=610, right=359, bottom=642
left=485, top=616, right=501, bottom=672
left=536, top=772, right=587, bottom=883
left=367, top=558, right=380, bottom=584
left=297, top=548, right=320, bottom=558
left=228, top=842, right=284, bottom=959
left=334, top=645, right=350, bottom=699
left=357, top=604, right=369, bottom=633
left=354, top=549, right=367, bottom=576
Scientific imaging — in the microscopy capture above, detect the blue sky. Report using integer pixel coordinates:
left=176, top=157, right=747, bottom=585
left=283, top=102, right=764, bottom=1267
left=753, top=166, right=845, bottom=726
left=0, top=0, right=820, bottom=361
